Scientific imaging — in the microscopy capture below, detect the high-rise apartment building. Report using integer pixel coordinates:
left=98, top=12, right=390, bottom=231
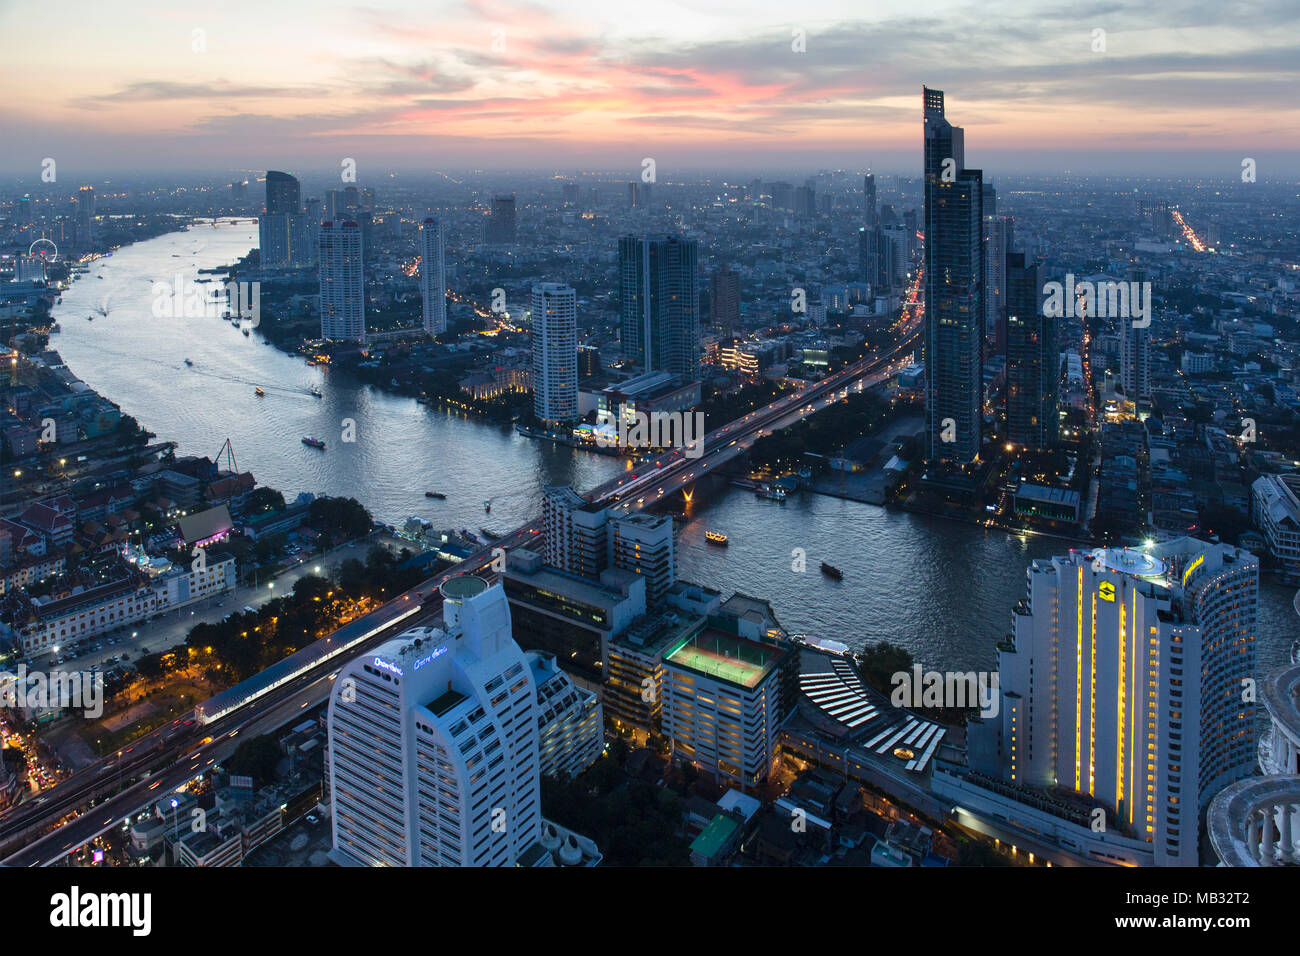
left=419, top=218, right=446, bottom=335
left=542, top=486, right=676, bottom=601
left=618, top=235, right=700, bottom=380
left=879, top=225, right=909, bottom=293
left=923, top=86, right=985, bottom=463
left=531, top=283, right=578, bottom=424
left=708, top=265, right=740, bottom=341
left=863, top=172, right=878, bottom=228
left=76, top=185, right=95, bottom=243
left=1005, top=252, right=1058, bottom=449
left=264, top=170, right=300, bottom=216
left=259, top=213, right=315, bottom=269
left=318, top=220, right=365, bottom=341
left=327, top=576, right=543, bottom=866
left=973, top=542, right=1258, bottom=866
left=542, top=487, right=610, bottom=579
left=258, top=171, right=310, bottom=268
left=983, top=212, right=1011, bottom=355
left=609, top=513, right=674, bottom=605
left=1119, top=266, right=1152, bottom=404
left=485, top=195, right=517, bottom=243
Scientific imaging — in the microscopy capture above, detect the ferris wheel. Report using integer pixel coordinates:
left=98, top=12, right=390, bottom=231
left=27, top=237, right=59, bottom=261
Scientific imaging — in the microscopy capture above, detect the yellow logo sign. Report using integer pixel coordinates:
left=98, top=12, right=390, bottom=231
left=1099, top=581, right=1116, bottom=602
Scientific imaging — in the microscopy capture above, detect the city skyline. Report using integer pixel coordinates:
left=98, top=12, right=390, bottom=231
left=3, top=0, right=1300, bottom=176
left=2, top=0, right=1298, bottom=889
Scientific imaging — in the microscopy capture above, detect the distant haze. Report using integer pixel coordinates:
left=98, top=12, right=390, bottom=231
left=3, top=0, right=1298, bottom=178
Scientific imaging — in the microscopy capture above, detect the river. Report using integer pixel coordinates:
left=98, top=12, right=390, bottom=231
left=50, top=221, right=1300, bottom=680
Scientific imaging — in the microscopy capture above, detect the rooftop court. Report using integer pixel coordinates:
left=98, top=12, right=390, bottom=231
left=665, top=629, right=780, bottom=688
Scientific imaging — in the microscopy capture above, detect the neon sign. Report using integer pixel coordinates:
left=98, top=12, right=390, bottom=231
left=412, top=645, right=449, bottom=671
left=373, top=657, right=402, bottom=676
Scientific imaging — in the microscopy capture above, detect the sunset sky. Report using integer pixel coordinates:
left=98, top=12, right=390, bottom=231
left=3, top=0, right=1298, bottom=177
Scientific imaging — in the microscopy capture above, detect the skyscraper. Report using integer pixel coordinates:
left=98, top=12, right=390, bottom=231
left=264, top=170, right=300, bottom=216
left=981, top=181, right=997, bottom=217
left=973, top=542, right=1257, bottom=866
left=923, top=86, right=985, bottom=464
left=857, top=227, right=876, bottom=290
left=1120, top=266, right=1152, bottom=404
left=879, top=225, right=909, bottom=293
left=863, top=172, right=878, bottom=228
left=485, top=195, right=517, bottom=243
left=419, top=218, right=446, bottom=335
left=327, top=576, right=543, bottom=866
left=983, top=188, right=1011, bottom=355
left=76, top=185, right=94, bottom=244
left=259, top=171, right=308, bottom=269
left=619, top=235, right=700, bottom=380
left=260, top=213, right=315, bottom=269
left=531, top=283, right=578, bottom=424
left=1005, top=252, right=1059, bottom=449
left=318, top=220, right=364, bottom=341
left=708, top=265, right=740, bottom=341
left=794, top=183, right=817, bottom=218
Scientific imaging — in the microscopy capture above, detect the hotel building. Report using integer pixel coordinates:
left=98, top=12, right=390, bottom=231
left=529, top=651, right=604, bottom=779
left=970, top=540, right=1257, bottom=865
left=327, top=576, right=543, bottom=866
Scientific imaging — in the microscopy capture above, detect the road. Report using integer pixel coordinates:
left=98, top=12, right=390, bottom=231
left=1, top=313, right=921, bottom=866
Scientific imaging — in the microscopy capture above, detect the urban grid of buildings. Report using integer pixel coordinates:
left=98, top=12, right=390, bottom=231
left=2, top=82, right=1300, bottom=871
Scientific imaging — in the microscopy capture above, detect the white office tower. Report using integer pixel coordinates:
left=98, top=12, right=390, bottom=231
left=531, top=283, right=578, bottom=424
left=419, top=218, right=446, bottom=335
left=528, top=651, right=604, bottom=778
left=975, top=541, right=1256, bottom=866
left=318, top=220, right=365, bottom=341
left=328, top=576, right=543, bottom=866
